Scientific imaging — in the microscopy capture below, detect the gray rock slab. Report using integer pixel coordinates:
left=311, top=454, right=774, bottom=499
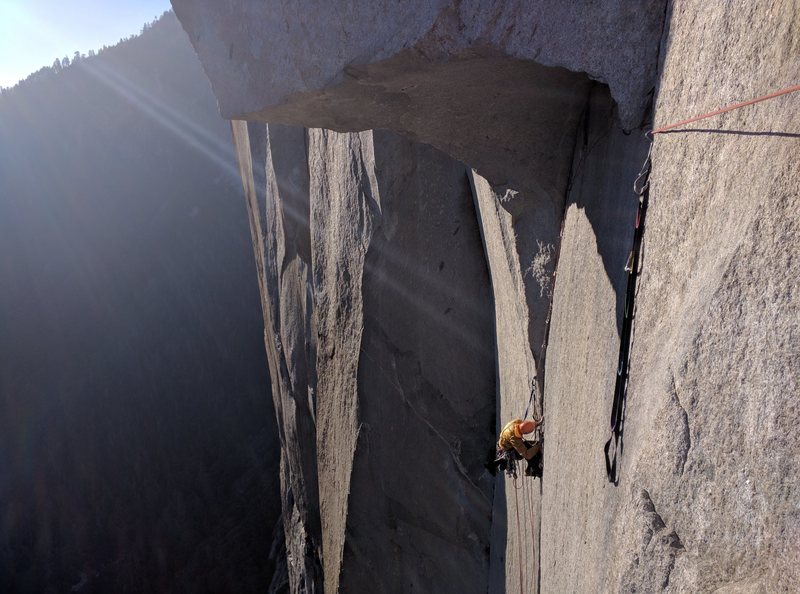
left=470, top=170, right=552, bottom=593
left=171, top=0, right=666, bottom=130
left=308, top=128, right=378, bottom=593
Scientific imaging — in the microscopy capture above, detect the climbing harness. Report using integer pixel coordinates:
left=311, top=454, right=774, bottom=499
left=495, top=447, right=519, bottom=479
left=603, top=143, right=651, bottom=484
left=603, top=82, right=798, bottom=484
left=494, top=438, right=543, bottom=481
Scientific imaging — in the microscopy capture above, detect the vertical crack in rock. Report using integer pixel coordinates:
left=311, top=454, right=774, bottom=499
left=538, top=85, right=652, bottom=594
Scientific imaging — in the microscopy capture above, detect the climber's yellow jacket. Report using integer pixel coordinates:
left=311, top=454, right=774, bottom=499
left=497, top=418, right=538, bottom=459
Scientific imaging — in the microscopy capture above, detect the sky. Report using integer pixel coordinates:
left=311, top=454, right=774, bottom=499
left=0, top=0, right=171, bottom=88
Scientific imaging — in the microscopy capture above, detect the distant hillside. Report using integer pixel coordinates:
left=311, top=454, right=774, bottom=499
left=0, top=12, right=280, bottom=594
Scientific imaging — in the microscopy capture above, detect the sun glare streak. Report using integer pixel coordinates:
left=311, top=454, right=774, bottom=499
left=0, top=89, right=99, bottom=306
left=2, top=52, right=244, bottom=332
left=89, top=59, right=227, bottom=151
left=69, top=60, right=491, bottom=357
left=362, top=257, right=492, bottom=358
left=87, top=59, right=230, bottom=154
left=80, top=60, right=241, bottom=182
left=372, top=237, right=492, bottom=319
left=9, top=81, right=110, bottom=243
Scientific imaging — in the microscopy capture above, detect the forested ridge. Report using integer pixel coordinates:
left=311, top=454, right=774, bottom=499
left=0, top=12, right=280, bottom=593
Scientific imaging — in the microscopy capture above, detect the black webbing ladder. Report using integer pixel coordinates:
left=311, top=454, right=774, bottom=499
left=604, top=142, right=653, bottom=484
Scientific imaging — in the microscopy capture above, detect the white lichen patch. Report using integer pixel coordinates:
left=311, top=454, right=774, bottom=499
left=525, top=240, right=555, bottom=299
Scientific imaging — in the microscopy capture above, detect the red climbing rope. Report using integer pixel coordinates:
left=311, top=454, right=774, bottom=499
left=651, top=83, right=800, bottom=134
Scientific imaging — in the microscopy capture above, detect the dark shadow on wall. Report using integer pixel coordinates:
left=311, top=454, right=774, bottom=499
left=567, top=86, right=651, bottom=336
left=556, top=86, right=650, bottom=488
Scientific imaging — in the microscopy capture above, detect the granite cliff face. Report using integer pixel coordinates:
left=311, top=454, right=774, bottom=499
left=173, top=1, right=799, bottom=592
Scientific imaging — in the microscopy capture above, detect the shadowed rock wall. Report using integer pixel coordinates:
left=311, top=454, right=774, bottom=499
left=234, top=122, right=498, bottom=592
left=337, top=129, right=496, bottom=593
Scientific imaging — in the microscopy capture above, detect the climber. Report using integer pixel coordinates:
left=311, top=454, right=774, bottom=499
left=489, top=418, right=543, bottom=477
